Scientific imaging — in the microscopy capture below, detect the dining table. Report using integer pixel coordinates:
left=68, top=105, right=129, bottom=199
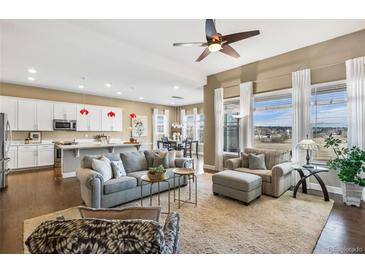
left=157, top=139, right=199, bottom=158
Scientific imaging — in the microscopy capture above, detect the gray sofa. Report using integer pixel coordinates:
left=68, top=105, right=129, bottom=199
left=76, top=150, right=192, bottom=208
left=226, top=148, right=293, bottom=197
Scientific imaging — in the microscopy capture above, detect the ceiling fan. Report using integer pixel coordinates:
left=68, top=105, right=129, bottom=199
left=173, top=19, right=260, bottom=62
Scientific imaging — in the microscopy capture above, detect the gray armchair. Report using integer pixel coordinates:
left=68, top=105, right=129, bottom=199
left=226, top=148, right=293, bottom=197
left=76, top=150, right=192, bottom=208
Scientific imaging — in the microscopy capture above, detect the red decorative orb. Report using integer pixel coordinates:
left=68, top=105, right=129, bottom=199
left=107, top=111, right=116, bottom=118
left=80, top=108, right=89, bottom=115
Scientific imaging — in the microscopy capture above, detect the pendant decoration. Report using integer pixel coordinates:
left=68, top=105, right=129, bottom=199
left=107, top=111, right=116, bottom=118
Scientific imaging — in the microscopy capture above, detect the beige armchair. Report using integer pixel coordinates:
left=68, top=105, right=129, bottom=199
left=226, top=148, right=293, bottom=197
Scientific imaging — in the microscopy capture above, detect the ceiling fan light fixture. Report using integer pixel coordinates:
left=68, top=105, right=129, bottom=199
left=208, top=43, right=222, bottom=52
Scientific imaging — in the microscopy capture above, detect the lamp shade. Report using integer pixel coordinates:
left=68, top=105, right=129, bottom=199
left=296, top=138, right=320, bottom=151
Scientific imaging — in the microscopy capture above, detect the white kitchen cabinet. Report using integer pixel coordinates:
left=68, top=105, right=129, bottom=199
left=17, top=145, right=37, bottom=168
left=76, top=104, right=102, bottom=131
left=7, top=146, right=18, bottom=169
left=37, top=145, right=54, bottom=166
left=18, top=99, right=37, bottom=130
left=54, top=102, right=77, bottom=120
left=36, top=101, right=54, bottom=131
left=101, top=107, right=122, bottom=131
left=0, top=96, right=18, bottom=130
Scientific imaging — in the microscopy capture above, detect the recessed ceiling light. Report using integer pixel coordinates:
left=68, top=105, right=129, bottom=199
left=116, top=91, right=121, bottom=95
left=78, top=84, right=84, bottom=89
left=28, top=68, right=37, bottom=74
left=171, top=102, right=176, bottom=105
left=139, top=96, right=144, bottom=100
left=27, top=76, right=35, bottom=81
left=173, top=85, right=179, bottom=89
left=105, top=83, right=112, bottom=88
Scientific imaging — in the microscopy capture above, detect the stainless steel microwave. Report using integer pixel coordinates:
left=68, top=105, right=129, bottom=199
left=53, top=119, right=76, bottom=131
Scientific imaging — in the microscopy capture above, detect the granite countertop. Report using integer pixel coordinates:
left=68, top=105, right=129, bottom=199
left=55, top=142, right=141, bottom=150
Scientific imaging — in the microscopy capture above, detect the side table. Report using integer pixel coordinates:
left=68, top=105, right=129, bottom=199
left=173, top=168, right=197, bottom=209
left=292, top=164, right=330, bottom=201
left=140, top=174, right=171, bottom=213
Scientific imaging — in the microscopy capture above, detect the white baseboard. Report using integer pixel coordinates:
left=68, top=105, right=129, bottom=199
left=63, top=172, right=76, bottom=178
left=308, top=182, right=342, bottom=195
left=203, top=164, right=216, bottom=171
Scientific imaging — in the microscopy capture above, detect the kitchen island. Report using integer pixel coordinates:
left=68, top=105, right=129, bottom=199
left=55, top=142, right=142, bottom=180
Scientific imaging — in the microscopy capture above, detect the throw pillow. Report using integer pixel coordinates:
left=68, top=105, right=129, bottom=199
left=175, top=150, right=184, bottom=158
left=167, top=151, right=176, bottom=168
left=91, top=157, right=112, bottom=182
left=240, top=152, right=249, bottom=168
left=248, top=153, right=267, bottom=170
left=152, top=151, right=169, bottom=168
left=79, top=206, right=161, bottom=222
left=111, top=160, right=126, bottom=178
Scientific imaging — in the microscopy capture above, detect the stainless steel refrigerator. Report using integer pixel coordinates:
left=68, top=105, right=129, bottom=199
left=0, top=113, right=12, bottom=190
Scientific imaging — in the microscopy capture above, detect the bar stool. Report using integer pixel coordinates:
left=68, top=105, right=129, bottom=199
left=172, top=168, right=197, bottom=209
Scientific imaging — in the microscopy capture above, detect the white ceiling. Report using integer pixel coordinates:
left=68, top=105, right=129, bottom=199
left=1, top=20, right=365, bottom=106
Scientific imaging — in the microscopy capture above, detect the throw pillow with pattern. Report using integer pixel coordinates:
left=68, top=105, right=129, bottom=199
left=111, top=160, right=126, bottom=178
left=152, top=151, right=169, bottom=168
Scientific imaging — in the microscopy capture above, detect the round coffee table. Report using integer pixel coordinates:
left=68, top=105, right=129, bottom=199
left=172, top=168, right=197, bottom=208
left=140, top=174, right=171, bottom=213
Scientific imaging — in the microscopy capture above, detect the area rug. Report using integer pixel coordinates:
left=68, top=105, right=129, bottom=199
left=24, top=173, right=333, bottom=253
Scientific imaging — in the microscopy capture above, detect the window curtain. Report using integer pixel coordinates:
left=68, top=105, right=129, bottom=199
left=292, top=69, right=311, bottom=164
left=152, top=108, right=159, bottom=149
left=193, top=107, right=198, bottom=140
left=239, top=81, right=254, bottom=153
left=180, top=109, right=186, bottom=139
left=214, top=88, right=224, bottom=171
left=346, top=56, right=365, bottom=149
left=164, top=109, right=170, bottom=138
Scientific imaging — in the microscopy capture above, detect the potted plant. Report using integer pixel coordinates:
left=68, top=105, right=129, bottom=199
left=324, top=134, right=365, bottom=207
left=147, top=165, right=166, bottom=181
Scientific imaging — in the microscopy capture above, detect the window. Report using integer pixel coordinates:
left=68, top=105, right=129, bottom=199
left=311, top=82, right=347, bottom=162
left=185, top=114, right=195, bottom=138
left=156, top=114, right=166, bottom=139
left=197, top=113, right=205, bottom=143
left=254, top=90, right=292, bottom=151
left=224, top=98, right=240, bottom=153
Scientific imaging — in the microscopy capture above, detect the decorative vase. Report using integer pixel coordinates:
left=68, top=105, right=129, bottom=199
left=147, top=172, right=166, bottom=181
left=341, top=182, right=363, bottom=207
left=129, top=137, right=135, bottom=143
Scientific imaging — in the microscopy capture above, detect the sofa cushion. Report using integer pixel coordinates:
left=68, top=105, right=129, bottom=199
left=235, top=167, right=272, bottom=183
left=153, top=151, right=169, bottom=168
left=25, top=218, right=165, bottom=254
left=244, top=148, right=291, bottom=170
left=144, top=150, right=157, bottom=168
left=167, top=151, right=176, bottom=168
left=82, top=155, right=99, bottom=169
left=248, top=154, right=267, bottom=170
left=212, top=170, right=262, bottom=192
left=104, top=153, right=121, bottom=162
left=111, top=160, right=126, bottom=178
left=120, top=151, right=148, bottom=173
left=91, top=157, right=112, bottom=182
left=240, top=152, right=249, bottom=168
left=79, top=206, right=161, bottom=222
left=103, top=176, right=137, bottom=194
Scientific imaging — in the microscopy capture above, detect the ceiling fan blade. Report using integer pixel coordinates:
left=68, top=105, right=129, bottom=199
left=173, top=42, right=207, bottom=47
left=195, top=47, right=211, bottom=62
left=205, top=19, right=217, bottom=40
left=222, top=30, right=260, bottom=44
left=220, top=44, right=240, bottom=58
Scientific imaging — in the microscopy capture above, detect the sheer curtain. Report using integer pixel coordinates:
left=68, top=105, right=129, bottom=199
left=152, top=108, right=159, bottom=149
left=164, top=109, right=170, bottom=138
left=346, top=56, right=365, bottom=149
left=292, top=69, right=311, bottom=164
left=239, top=81, right=254, bottom=152
left=180, top=109, right=186, bottom=139
left=214, top=88, right=224, bottom=171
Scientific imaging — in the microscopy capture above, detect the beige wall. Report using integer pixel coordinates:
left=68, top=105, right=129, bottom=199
left=204, top=29, right=365, bottom=166
left=0, top=82, right=177, bottom=143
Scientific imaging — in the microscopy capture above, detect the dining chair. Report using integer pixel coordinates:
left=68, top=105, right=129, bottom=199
left=161, top=136, right=173, bottom=151
left=182, top=137, right=193, bottom=158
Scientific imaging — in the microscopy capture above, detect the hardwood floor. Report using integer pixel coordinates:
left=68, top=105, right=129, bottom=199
left=0, top=159, right=364, bottom=254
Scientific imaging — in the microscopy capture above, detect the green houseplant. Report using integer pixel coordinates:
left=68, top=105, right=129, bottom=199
left=324, top=134, right=365, bottom=207
left=147, top=165, right=166, bottom=181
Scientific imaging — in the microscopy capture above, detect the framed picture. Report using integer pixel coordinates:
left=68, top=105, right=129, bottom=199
left=29, top=131, right=41, bottom=143
left=132, top=115, right=148, bottom=137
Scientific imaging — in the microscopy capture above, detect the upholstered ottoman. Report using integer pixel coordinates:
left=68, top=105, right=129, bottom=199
left=212, top=170, right=262, bottom=204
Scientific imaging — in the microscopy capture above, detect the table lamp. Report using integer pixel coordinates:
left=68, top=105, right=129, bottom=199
left=296, top=135, right=320, bottom=168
